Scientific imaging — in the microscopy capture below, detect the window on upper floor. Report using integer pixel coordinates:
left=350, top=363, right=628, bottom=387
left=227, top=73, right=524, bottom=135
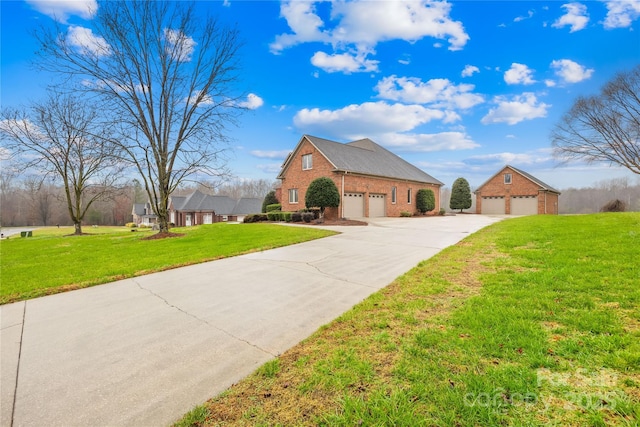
left=407, top=188, right=412, bottom=204
left=302, top=154, right=313, bottom=170
left=391, top=186, right=397, bottom=204
left=504, top=173, right=512, bottom=184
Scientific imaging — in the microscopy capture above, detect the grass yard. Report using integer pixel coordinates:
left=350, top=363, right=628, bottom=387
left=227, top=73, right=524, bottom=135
left=178, top=213, right=639, bottom=427
left=0, top=224, right=335, bottom=304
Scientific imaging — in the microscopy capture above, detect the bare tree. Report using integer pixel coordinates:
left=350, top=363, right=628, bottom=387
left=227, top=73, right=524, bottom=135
left=24, top=177, right=56, bottom=226
left=552, top=65, right=640, bottom=175
left=0, top=156, right=20, bottom=226
left=35, top=1, right=243, bottom=234
left=213, top=178, right=276, bottom=199
left=0, top=93, right=124, bottom=234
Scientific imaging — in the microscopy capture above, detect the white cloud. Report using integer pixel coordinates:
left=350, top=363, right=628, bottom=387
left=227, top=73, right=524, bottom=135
left=380, top=131, right=479, bottom=152
left=514, top=10, right=534, bottom=22
left=292, top=101, right=478, bottom=152
left=461, top=65, right=479, bottom=77
left=545, top=79, right=557, bottom=87
left=467, top=151, right=550, bottom=165
left=250, top=150, right=291, bottom=159
left=67, top=25, right=111, bottom=57
left=603, top=0, right=640, bottom=29
left=375, top=75, right=484, bottom=110
left=328, top=0, right=469, bottom=50
left=481, top=93, right=550, bottom=125
left=550, top=59, right=594, bottom=83
left=238, top=93, right=264, bottom=110
left=164, top=29, right=197, bottom=62
left=552, top=2, right=590, bottom=32
left=0, top=118, right=47, bottom=142
left=256, top=163, right=285, bottom=174
left=504, top=63, right=536, bottom=85
left=270, top=1, right=330, bottom=53
left=398, top=55, right=411, bottom=65
left=311, top=50, right=379, bottom=73
left=26, top=0, right=96, bottom=22
left=270, top=0, right=469, bottom=73
left=294, top=101, right=448, bottom=136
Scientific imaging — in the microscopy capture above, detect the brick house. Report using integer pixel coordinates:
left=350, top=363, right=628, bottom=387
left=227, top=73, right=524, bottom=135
left=474, top=165, right=560, bottom=215
left=131, top=202, right=157, bottom=226
left=277, top=135, right=444, bottom=219
left=168, top=190, right=263, bottom=226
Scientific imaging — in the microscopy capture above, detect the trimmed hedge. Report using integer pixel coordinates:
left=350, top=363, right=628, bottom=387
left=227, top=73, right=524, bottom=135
left=266, top=203, right=282, bottom=212
left=266, top=211, right=294, bottom=222
left=243, top=213, right=268, bottom=223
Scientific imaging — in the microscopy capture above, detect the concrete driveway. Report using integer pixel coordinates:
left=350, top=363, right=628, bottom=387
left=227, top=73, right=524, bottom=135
left=1, top=215, right=503, bottom=427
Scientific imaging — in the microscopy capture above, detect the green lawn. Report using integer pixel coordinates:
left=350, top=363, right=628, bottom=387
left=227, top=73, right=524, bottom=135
left=0, top=224, right=335, bottom=304
left=179, top=213, right=639, bottom=427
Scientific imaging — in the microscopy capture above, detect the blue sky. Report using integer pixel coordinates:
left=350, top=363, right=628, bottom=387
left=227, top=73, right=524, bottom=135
left=1, top=0, right=639, bottom=189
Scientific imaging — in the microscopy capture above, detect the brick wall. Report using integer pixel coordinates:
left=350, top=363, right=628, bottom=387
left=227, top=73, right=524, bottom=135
left=280, top=139, right=441, bottom=218
left=475, top=166, right=559, bottom=214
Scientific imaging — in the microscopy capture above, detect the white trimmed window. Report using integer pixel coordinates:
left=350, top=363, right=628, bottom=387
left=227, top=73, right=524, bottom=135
left=289, top=188, right=299, bottom=203
left=302, top=154, right=313, bottom=170
left=391, top=186, right=397, bottom=204
left=407, top=188, right=412, bottom=204
left=504, top=173, right=512, bottom=184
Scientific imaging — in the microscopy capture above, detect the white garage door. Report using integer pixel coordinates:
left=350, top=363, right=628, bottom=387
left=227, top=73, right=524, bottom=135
left=511, top=196, right=538, bottom=215
left=203, top=213, right=213, bottom=224
left=369, top=194, right=386, bottom=217
left=481, top=197, right=506, bottom=215
left=343, top=192, right=365, bottom=218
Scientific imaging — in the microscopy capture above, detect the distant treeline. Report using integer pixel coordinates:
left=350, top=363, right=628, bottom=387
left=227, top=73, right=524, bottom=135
left=0, top=177, right=275, bottom=227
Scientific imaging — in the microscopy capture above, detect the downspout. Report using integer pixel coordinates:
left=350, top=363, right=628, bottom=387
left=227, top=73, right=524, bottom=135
left=341, top=172, right=345, bottom=219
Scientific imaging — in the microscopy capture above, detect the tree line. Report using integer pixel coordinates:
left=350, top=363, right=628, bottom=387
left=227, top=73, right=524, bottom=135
left=3, top=174, right=636, bottom=228
left=0, top=177, right=274, bottom=228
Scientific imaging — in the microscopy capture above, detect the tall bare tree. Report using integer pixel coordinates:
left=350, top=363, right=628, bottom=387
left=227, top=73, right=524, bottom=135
left=35, top=0, right=243, bottom=234
left=0, top=93, right=124, bottom=234
left=552, top=65, right=640, bottom=175
left=24, top=177, right=55, bottom=226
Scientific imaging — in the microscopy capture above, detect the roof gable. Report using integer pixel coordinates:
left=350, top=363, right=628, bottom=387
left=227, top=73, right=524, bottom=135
left=170, top=190, right=237, bottom=214
left=475, top=165, right=561, bottom=194
left=278, top=135, right=443, bottom=185
left=233, top=197, right=263, bottom=215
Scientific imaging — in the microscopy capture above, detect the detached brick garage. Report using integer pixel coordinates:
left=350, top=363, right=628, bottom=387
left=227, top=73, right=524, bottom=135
left=474, top=165, right=560, bottom=215
left=277, top=135, right=443, bottom=219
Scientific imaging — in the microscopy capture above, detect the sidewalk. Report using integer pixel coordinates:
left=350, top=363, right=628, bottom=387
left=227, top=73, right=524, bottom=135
left=1, top=215, right=503, bottom=427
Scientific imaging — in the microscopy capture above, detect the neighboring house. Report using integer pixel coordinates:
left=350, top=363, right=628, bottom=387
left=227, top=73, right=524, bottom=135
left=232, top=197, right=263, bottom=221
left=277, top=135, right=444, bottom=219
left=474, top=165, right=561, bottom=215
left=131, top=202, right=158, bottom=225
left=168, top=190, right=263, bottom=226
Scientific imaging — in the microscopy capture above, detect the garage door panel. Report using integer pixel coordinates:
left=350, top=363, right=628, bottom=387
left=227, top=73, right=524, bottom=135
left=344, top=192, right=364, bottom=218
left=511, top=196, right=538, bottom=215
left=369, top=194, right=386, bottom=217
left=481, top=197, right=505, bottom=215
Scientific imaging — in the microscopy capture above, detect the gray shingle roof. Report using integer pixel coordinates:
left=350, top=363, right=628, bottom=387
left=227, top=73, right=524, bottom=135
left=233, top=198, right=263, bottom=215
left=280, top=135, right=443, bottom=185
left=169, top=191, right=266, bottom=216
left=170, top=190, right=237, bottom=214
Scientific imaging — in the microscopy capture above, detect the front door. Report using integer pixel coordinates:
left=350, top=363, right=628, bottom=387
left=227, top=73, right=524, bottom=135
left=185, top=214, right=192, bottom=226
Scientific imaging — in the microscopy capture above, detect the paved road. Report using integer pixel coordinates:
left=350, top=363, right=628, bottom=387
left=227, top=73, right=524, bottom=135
left=1, top=215, right=503, bottom=427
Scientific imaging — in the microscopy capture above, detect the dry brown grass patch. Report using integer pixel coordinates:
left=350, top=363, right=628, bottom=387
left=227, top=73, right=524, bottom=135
left=198, top=236, right=505, bottom=426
